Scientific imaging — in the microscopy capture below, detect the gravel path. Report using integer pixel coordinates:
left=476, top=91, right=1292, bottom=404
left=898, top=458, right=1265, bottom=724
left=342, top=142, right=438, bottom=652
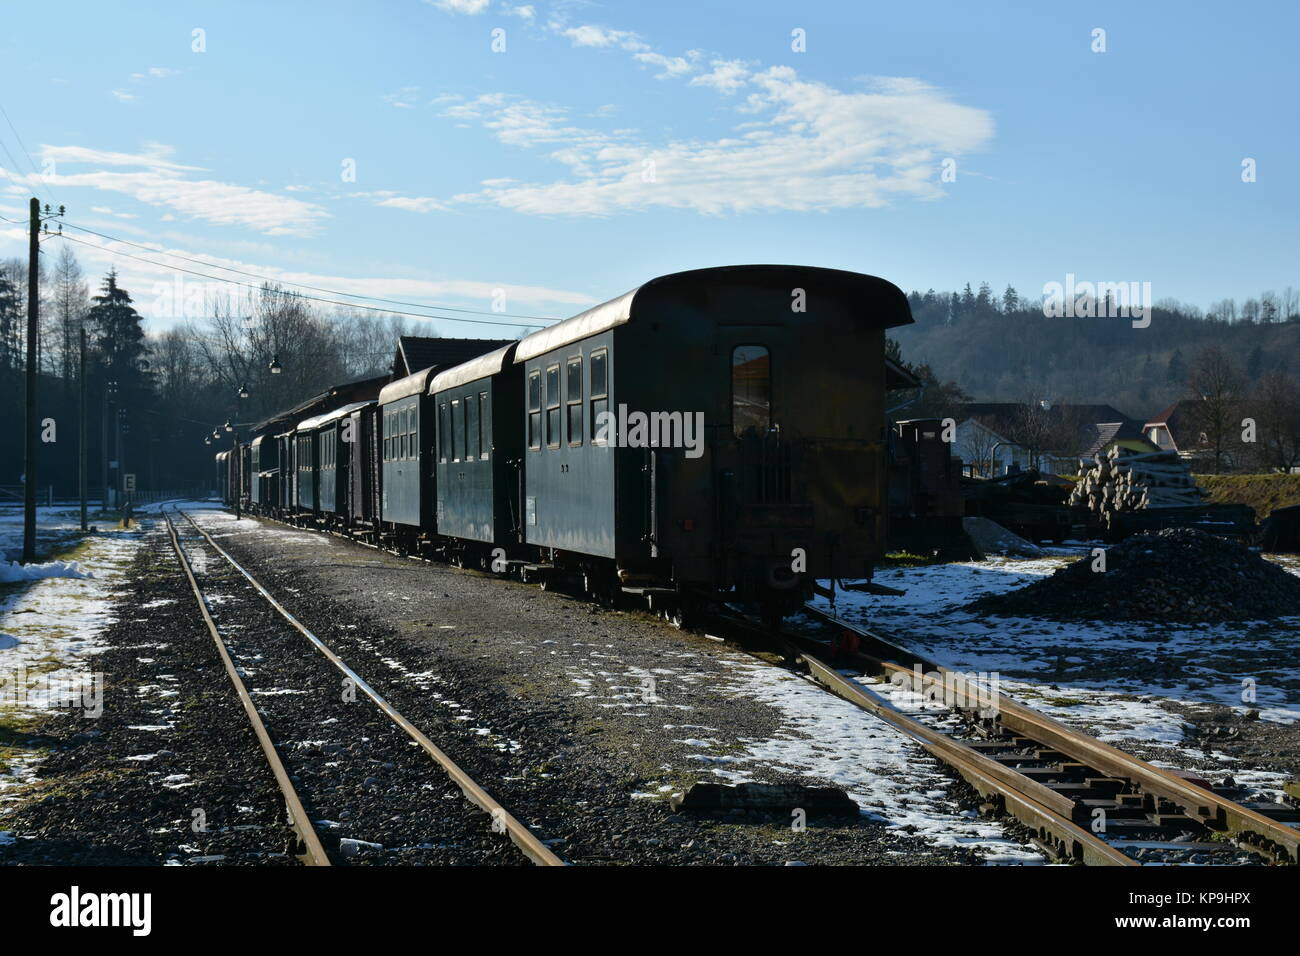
left=171, top=510, right=1042, bottom=865
left=1, top=529, right=297, bottom=865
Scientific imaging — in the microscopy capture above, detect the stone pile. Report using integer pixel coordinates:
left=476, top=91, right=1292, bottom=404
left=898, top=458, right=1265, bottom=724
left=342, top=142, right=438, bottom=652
left=967, top=528, right=1300, bottom=623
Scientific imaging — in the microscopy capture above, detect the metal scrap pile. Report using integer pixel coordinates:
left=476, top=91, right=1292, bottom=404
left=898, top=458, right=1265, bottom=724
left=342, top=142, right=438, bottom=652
left=967, top=527, right=1300, bottom=622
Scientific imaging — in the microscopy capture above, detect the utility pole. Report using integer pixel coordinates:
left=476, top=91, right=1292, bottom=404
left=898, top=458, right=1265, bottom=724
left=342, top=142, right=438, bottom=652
left=21, top=198, right=38, bottom=564
left=21, top=199, right=65, bottom=560
left=79, top=325, right=88, bottom=531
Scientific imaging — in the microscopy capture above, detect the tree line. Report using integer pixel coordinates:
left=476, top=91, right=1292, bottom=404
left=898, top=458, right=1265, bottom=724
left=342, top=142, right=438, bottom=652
left=0, top=245, right=431, bottom=493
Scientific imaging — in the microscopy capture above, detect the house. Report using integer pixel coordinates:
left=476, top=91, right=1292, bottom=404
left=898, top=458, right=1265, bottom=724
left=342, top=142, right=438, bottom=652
left=1143, top=400, right=1205, bottom=457
left=952, top=416, right=1030, bottom=477
left=390, top=335, right=514, bottom=379
left=1079, top=420, right=1157, bottom=464
left=955, top=401, right=1146, bottom=476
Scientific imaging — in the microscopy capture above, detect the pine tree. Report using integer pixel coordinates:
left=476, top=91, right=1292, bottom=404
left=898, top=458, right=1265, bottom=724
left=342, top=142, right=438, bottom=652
left=976, top=281, right=994, bottom=316
left=0, top=265, right=20, bottom=370
left=88, top=269, right=151, bottom=402
left=961, top=282, right=975, bottom=315
left=1166, top=348, right=1186, bottom=385
left=1002, top=284, right=1019, bottom=314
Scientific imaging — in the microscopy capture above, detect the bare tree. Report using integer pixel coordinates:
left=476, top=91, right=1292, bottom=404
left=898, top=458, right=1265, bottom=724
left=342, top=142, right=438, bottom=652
left=49, top=244, right=88, bottom=391
left=1245, top=370, right=1300, bottom=472
left=1187, top=344, right=1244, bottom=473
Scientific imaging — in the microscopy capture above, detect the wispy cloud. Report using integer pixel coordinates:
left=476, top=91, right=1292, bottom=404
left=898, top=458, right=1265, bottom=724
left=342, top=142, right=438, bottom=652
left=424, top=0, right=490, bottom=14
left=383, top=86, right=422, bottom=109
left=2, top=144, right=329, bottom=236
left=54, top=230, right=598, bottom=326
left=417, top=69, right=992, bottom=216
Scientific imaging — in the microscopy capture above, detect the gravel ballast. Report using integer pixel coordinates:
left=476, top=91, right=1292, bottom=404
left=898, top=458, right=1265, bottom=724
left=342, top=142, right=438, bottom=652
left=968, top=528, right=1300, bottom=623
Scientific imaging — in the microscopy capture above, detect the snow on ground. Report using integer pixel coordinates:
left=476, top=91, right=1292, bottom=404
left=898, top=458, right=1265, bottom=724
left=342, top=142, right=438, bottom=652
left=0, top=506, right=148, bottom=801
left=811, top=551, right=1300, bottom=789
left=565, top=642, right=1043, bottom=863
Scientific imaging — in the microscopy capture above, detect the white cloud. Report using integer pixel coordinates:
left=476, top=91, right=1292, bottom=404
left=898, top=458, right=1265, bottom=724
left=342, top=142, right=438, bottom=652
left=633, top=51, right=693, bottom=79
left=47, top=231, right=597, bottom=327
left=384, top=86, right=421, bottom=108
left=562, top=24, right=645, bottom=50
left=374, top=195, right=447, bottom=213
left=432, top=68, right=993, bottom=216
left=424, top=0, right=490, bottom=14
left=2, top=144, right=329, bottom=236
left=110, top=89, right=136, bottom=102
left=507, top=5, right=535, bottom=20
left=690, top=59, right=753, bottom=95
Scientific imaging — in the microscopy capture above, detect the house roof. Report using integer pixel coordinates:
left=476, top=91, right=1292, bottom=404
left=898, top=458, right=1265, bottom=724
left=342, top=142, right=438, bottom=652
left=885, top=356, right=922, bottom=390
left=1080, top=420, right=1153, bottom=458
left=393, top=336, right=513, bottom=379
left=1143, top=399, right=1203, bottom=451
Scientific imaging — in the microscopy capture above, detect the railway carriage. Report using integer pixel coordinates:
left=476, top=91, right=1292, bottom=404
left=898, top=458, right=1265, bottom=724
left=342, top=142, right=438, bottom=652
left=429, top=343, right=523, bottom=556
left=276, top=429, right=295, bottom=513
left=311, top=401, right=372, bottom=527
left=293, top=416, right=320, bottom=515
left=249, top=434, right=279, bottom=512
left=348, top=403, right=382, bottom=532
left=377, top=366, right=441, bottom=545
left=219, top=264, right=910, bottom=623
left=215, top=450, right=230, bottom=505
left=513, top=264, right=911, bottom=620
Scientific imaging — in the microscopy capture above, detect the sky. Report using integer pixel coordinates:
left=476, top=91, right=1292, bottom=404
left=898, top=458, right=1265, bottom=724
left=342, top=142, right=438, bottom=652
left=1, top=0, right=1297, bottom=336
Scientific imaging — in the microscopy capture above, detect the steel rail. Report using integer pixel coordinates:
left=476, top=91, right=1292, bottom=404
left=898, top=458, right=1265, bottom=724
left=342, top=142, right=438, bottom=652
left=178, top=510, right=566, bottom=867
left=805, top=603, right=1300, bottom=864
left=704, top=606, right=1135, bottom=865
left=163, top=512, right=331, bottom=866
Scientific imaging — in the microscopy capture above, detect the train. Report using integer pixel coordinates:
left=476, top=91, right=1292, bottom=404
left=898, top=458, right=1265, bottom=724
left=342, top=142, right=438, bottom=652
left=217, top=265, right=912, bottom=624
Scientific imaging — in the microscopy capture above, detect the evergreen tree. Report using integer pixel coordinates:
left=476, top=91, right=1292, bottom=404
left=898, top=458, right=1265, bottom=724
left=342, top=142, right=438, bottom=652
left=88, top=269, right=151, bottom=402
left=0, top=265, right=20, bottom=370
left=1166, top=348, right=1186, bottom=386
left=1246, top=344, right=1265, bottom=380
left=976, top=281, right=994, bottom=316
left=1002, top=284, right=1019, bottom=314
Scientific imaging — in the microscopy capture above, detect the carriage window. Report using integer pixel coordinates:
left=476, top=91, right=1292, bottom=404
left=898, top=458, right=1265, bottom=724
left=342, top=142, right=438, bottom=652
left=545, top=364, right=561, bottom=448
left=382, top=413, right=389, bottom=461
left=458, top=398, right=468, bottom=461
left=589, top=349, right=608, bottom=444
left=466, top=393, right=480, bottom=460
left=450, top=399, right=461, bottom=461
left=479, top=390, right=489, bottom=459
left=732, top=345, right=771, bottom=438
left=527, top=371, right=541, bottom=451
left=438, top=402, right=450, bottom=462
left=407, top=405, right=418, bottom=460
left=566, top=357, right=583, bottom=446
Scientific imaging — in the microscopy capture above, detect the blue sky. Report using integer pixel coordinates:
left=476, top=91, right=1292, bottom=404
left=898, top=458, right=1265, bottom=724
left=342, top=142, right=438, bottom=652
left=1, top=0, right=1297, bottom=334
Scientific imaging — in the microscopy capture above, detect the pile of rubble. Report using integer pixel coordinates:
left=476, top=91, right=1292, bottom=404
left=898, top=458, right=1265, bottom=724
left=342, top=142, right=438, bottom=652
left=967, top=528, right=1300, bottom=623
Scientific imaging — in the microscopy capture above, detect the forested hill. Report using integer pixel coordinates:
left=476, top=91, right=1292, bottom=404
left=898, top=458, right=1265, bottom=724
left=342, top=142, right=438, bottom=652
left=890, top=287, right=1300, bottom=420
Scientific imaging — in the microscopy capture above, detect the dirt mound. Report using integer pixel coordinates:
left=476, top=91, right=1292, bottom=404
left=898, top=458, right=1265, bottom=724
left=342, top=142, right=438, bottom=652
left=967, top=528, right=1300, bottom=623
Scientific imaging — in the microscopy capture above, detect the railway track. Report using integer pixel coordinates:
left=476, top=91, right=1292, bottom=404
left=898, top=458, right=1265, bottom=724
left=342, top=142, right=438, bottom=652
left=211, top=505, right=1299, bottom=866
left=162, top=510, right=565, bottom=867
left=774, top=603, right=1300, bottom=866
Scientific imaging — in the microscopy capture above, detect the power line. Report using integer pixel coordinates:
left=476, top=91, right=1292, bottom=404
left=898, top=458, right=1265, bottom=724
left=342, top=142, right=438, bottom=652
left=59, top=218, right=562, bottom=322
left=0, top=100, right=64, bottom=210
left=58, top=231, right=549, bottom=331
